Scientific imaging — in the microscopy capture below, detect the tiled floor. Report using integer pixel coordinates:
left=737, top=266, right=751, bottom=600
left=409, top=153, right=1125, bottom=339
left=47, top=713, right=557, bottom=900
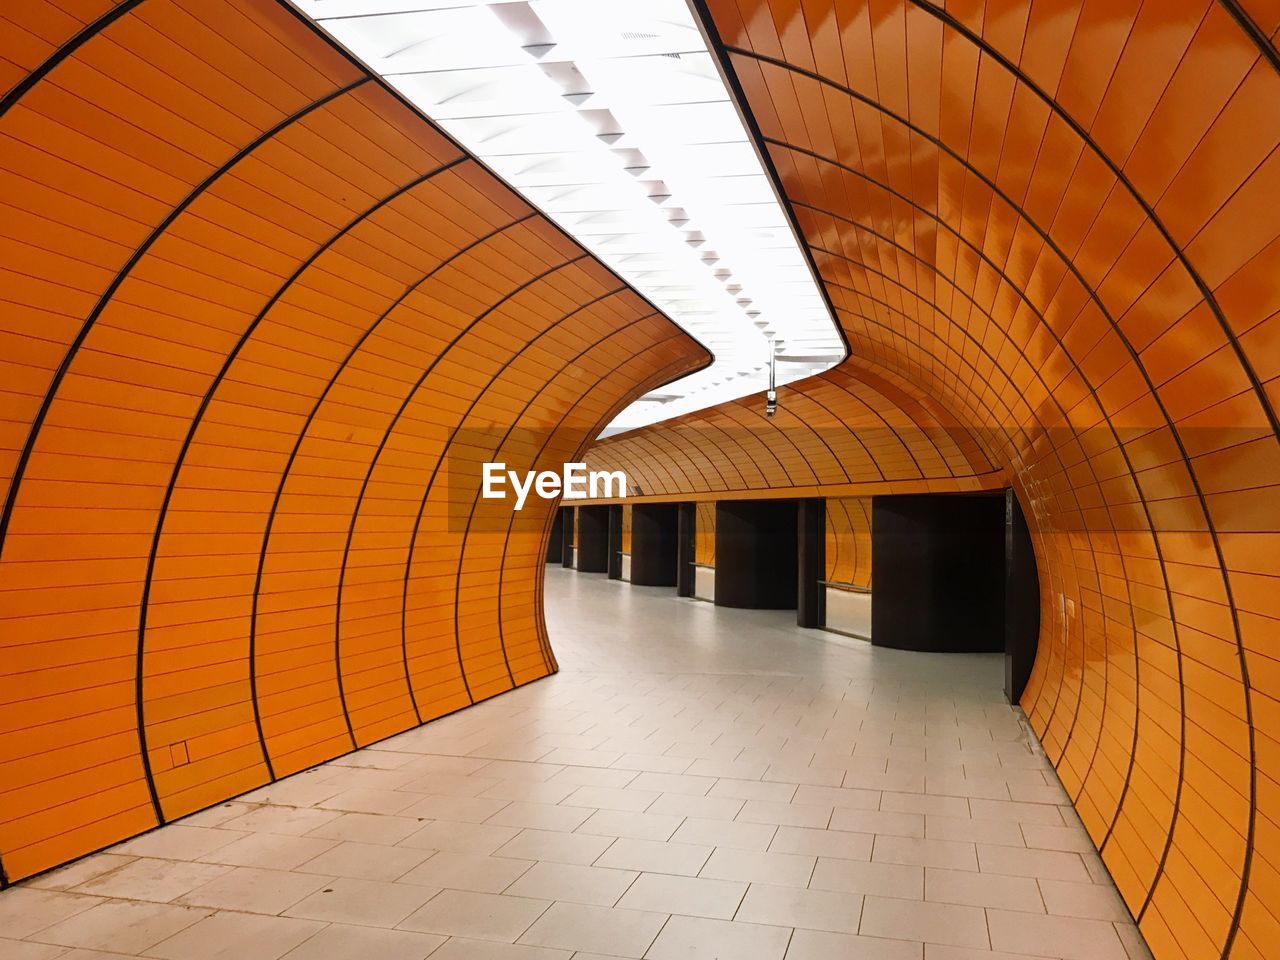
left=2, top=568, right=1153, bottom=960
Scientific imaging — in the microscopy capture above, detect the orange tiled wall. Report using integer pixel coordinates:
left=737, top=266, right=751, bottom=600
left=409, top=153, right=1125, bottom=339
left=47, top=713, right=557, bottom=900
left=593, top=1, right=1280, bottom=956
left=826, top=498, right=872, bottom=589
left=0, top=0, right=705, bottom=884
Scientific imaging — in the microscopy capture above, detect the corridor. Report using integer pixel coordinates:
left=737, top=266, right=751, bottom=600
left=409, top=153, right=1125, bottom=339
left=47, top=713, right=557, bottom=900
left=1, top=570, right=1147, bottom=960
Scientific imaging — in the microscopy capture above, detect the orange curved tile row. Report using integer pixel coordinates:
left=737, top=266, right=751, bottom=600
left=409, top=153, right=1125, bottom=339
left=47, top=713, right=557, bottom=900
left=597, top=1, right=1280, bottom=956
left=587, top=359, right=1004, bottom=501
left=0, top=0, right=705, bottom=884
left=826, top=497, right=872, bottom=589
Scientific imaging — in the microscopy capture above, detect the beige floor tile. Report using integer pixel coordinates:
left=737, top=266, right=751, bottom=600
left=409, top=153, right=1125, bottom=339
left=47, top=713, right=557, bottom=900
left=968, top=799, right=1064, bottom=826
left=26, top=854, right=136, bottom=892
left=72, top=857, right=230, bottom=902
left=401, top=773, right=502, bottom=798
left=707, top=778, right=797, bottom=803
left=792, top=785, right=881, bottom=811
left=177, top=865, right=332, bottom=914
left=859, top=896, right=988, bottom=949
left=671, top=817, right=776, bottom=851
left=699, top=848, right=814, bottom=887
left=306, top=812, right=422, bottom=845
left=873, top=836, right=977, bottom=871
left=736, top=882, right=862, bottom=934
left=294, top=839, right=432, bottom=881
left=829, top=808, right=925, bottom=839
left=925, top=867, right=1043, bottom=912
left=495, top=828, right=615, bottom=865
left=736, top=799, right=832, bottom=829
left=489, top=801, right=595, bottom=832
left=987, top=908, right=1129, bottom=959
left=647, top=791, right=743, bottom=820
left=0, top=887, right=103, bottom=939
left=561, top=785, right=658, bottom=812
left=476, top=761, right=566, bottom=782
left=615, top=872, right=745, bottom=919
left=925, top=815, right=1025, bottom=847
left=769, top=826, right=871, bottom=861
left=785, top=928, right=922, bottom=960
left=611, top=754, right=693, bottom=775
left=31, top=899, right=211, bottom=954
left=879, top=793, right=970, bottom=819
left=146, top=909, right=323, bottom=960
left=199, top=831, right=339, bottom=871
left=977, top=844, right=1090, bottom=881
left=549, top=766, right=638, bottom=789
left=427, top=939, right=572, bottom=959
left=0, top=939, right=65, bottom=960
left=400, top=820, right=520, bottom=854
left=594, top=838, right=712, bottom=876
left=1037, top=878, right=1133, bottom=921
left=111, top=826, right=245, bottom=862
left=220, top=805, right=342, bottom=837
left=922, top=947, right=1045, bottom=960
left=645, top=914, right=791, bottom=960
left=399, top=850, right=535, bottom=892
left=810, top=858, right=923, bottom=900
left=504, top=861, right=638, bottom=906
left=517, top=901, right=666, bottom=957
left=279, top=923, right=444, bottom=960
left=314, top=787, right=422, bottom=815
left=480, top=780, right=578, bottom=804
left=627, top=772, right=715, bottom=796
left=400, top=889, right=550, bottom=941
left=399, top=794, right=510, bottom=823
left=576, top=809, right=681, bottom=841
left=285, top=876, right=439, bottom=926
left=1019, top=823, right=1097, bottom=853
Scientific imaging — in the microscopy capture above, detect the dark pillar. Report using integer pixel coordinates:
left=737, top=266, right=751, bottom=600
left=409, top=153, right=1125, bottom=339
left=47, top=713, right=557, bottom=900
left=631, top=503, right=679, bottom=587
left=676, top=502, right=696, bottom=597
left=575, top=504, right=609, bottom=573
left=547, top=508, right=564, bottom=563
left=714, top=500, right=798, bottom=609
left=560, top=506, right=575, bottom=568
left=607, top=505, right=624, bottom=580
left=871, top=494, right=1004, bottom=652
left=1005, top=489, right=1040, bottom=703
left=797, top=498, right=826, bottom=628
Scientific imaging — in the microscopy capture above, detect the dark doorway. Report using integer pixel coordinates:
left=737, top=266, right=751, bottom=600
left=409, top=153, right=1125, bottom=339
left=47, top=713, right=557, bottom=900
left=871, top=493, right=1005, bottom=653
left=560, top=505, right=575, bottom=568
left=714, top=499, right=798, bottom=609
left=547, top=507, right=564, bottom=564
left=631, top=503, right=679, bottom=586
left=575, top=504, right=609, bottom=573
left=607, top=505, right=624, bottom=580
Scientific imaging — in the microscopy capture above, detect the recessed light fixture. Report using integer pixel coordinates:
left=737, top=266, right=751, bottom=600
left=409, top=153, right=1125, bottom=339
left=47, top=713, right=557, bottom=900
left=290, top=0, right=845, bottom=432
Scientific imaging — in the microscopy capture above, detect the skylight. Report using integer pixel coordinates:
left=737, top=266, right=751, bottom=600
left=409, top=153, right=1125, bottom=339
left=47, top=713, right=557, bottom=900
left=290, top=0, right=845, bottom=433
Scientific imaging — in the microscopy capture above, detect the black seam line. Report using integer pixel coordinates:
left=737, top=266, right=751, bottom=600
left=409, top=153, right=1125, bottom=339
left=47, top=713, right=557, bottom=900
left=1217, top=0, right=1280, bottom=75
left=763, top=120, right=1193, bottom=823
left=829, top=360, right=953, bottom=481
left=684, top=412, right=773, bottom=489
left=719, top=384, right=832, bottom=489
left=274, top=0, right=713, bottom=376
left=529, top=349, right=702, bottom=673
left=652, top=421, right=729, bottom=492
left=449, top=291, right=639, bottom=689
left=764, top=386, right=854, bottom=485
left=814, top=219, right=1143, bottom=783
left=0, top=75, right=368, bottom=576
left=0, top=0, right=149, bottom=119
left=524, top=348, right=701, bottom=671
left=825, top=264, right=1159, bottom=850
left=0, top=78, right=369, bottom=830
left=135, top=155, right=469, bottom=810
left=687, top=0, right=851, bottom=368
left=788, top=376, right=894, bottom=484
left=833, top=364, right=962, bottom=480
left=393, top=254, right=591, bottom=715
left=244, top=214, right=537, bottom=775
left=483, top=311, right=661, bottom=679
left=765, top=2, right=1242, bottom=913
left=809, top=361, right=929, bottom=480
left=533, top=345, right=703, bottom=674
